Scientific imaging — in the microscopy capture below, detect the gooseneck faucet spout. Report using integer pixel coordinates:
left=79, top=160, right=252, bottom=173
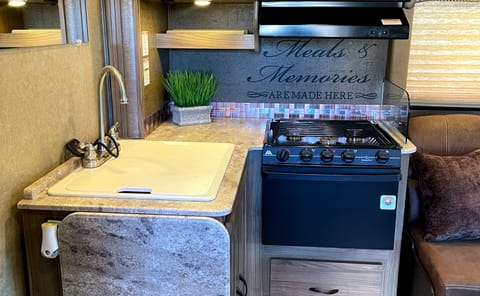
left=66, top=65, right=129, bottom=168
left=98, top=65, right=129, bottom=152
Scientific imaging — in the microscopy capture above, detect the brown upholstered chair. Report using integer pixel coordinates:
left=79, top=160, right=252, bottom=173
left=405, top=114, right=480, bottom=296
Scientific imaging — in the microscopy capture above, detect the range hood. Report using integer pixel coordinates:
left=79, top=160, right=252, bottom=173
left=258, top=0, right=414, bottom=39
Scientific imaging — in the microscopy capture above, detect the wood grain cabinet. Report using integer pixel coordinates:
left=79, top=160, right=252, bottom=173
left=270, top=259, right=382, bottom=296
left=22, top=210, right=71, bottom=296
left=226, top=166, right=248, bottom=295
left=260, top=153, right=411, bottom=296
left=226, top=149, right=264, bottom=296
left=22, top=202, right=249, bottom=296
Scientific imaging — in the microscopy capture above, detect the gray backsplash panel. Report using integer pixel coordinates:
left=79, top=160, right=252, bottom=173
left=170, top=38, right=388, bottom=105
left=170, top=3, right=255, bottom=32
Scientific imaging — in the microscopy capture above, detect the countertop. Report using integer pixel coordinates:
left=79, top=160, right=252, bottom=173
left=17, top=117, right=415, bottom=217
left=17, top=118, right=267, bottom=217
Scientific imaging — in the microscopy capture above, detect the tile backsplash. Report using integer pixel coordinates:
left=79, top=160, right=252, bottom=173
left=211, top=102, right=407, bottom=122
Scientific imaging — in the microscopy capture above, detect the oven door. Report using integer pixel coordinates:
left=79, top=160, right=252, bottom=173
left=262, top=165, right=401, bottom=250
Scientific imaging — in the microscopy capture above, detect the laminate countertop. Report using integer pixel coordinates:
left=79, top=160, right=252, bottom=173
left=17, top=118, right=267, bottom=217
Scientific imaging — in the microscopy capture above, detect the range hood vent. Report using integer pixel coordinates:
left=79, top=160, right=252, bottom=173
left=258, top=1, right=413, bottom=39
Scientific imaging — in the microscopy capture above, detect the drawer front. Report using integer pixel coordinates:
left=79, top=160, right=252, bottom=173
left=270, top=259, right=382, bottom=296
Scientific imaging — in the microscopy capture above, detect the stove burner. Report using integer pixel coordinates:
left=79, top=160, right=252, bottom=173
left=346, top=128, right=365, bottom=137
left=267, top=119, right=397, bottom=148
left=320, top=137, right=338, bottom=145
left=347, top=136, right=370, bottom=144
left=286, top=134, right=303, bottom=142
left=263, top=119, right=402, bottom=167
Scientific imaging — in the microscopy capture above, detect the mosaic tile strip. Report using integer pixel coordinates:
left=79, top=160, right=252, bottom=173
left=211, top=102, right=408, bottom=122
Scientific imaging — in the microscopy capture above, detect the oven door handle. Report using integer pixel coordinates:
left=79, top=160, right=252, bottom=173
left=262, top=170, right=401, bottom=182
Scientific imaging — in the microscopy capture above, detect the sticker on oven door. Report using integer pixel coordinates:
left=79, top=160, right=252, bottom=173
left=380, top=195, right=397, bottom=210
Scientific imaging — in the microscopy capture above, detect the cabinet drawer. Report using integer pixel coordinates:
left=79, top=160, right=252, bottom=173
left=270, top=259, right=382, bottom=296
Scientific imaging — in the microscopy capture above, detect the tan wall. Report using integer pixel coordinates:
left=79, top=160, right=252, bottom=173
left=0, top=1, right=103, bottom=294
left=139, top=0, right=167, bottom=120
left=387, top=8, right=414, bottom=88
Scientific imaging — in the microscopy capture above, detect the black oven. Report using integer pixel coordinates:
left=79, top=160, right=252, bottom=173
left=261, top=119, right=402, bottom=250
left=262, top=165, right=400, bottom=249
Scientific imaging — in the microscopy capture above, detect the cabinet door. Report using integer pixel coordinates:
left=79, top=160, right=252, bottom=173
left=59, top=213, right=230, bottom=296
left=270, top=259, right=382, bottom=296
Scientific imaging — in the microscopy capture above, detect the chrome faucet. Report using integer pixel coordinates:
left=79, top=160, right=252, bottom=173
left=97, top=65, right=129, bottom=153
left=78, top=65, right=128, bottom=168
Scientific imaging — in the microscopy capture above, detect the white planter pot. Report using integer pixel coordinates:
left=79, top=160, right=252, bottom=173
left=171, top=105, right=213, bottom=126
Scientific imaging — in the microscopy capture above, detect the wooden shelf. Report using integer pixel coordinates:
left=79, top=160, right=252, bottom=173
left=155, top=30, right=256, bottom=50
left=0, top=29, right=63, bottom=48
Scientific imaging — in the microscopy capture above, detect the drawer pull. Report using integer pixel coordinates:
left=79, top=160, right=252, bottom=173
left=239, top=274, right=248, bottom=296
left=309, top=287, right=340, bottom=294
left=236, top=287, right=245, bottom=296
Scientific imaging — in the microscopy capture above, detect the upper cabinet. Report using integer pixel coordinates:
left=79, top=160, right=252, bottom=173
left=155, top=1, right=258, bottom=50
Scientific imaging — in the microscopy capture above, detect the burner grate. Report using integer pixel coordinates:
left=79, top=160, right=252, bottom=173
left=268, top=119, right=397, bottom=148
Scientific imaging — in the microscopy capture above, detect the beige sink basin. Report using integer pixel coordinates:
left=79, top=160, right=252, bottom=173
left=47, top=140, right=234, bottom=201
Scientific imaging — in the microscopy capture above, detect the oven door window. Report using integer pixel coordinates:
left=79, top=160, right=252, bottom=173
left=262, top=171, right=400, bottom=249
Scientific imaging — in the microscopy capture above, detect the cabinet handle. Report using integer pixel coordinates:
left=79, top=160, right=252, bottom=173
left=309, top=287, right=339, bottom=294
left=236, top=287, right=245, bottom=296
left=239, top=274, right=248, bottom=296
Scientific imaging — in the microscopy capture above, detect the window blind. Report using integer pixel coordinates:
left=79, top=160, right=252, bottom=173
left=406, top=1, right=480, bottom=107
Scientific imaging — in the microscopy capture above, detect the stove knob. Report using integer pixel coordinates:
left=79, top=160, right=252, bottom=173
left=276, top=149, right=290, bottom=162
left=300, top=149, right=313, bottom=162
left=341, top=149, right=355, bottom=163
left=320, top=149, right=334, bottom=162
left=376, top=150, right=390, bottom=163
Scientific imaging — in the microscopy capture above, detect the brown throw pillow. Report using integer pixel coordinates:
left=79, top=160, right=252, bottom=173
left=413, top=150, right=480, bottom=242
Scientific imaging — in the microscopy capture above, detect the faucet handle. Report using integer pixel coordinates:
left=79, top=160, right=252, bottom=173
left=107, top=122, right=121, bottom=153
left=81, top=143, right=97, bottom=160
left=108, top=122, right=121, bottom=140
left=80, top=143, right=100, bottom=168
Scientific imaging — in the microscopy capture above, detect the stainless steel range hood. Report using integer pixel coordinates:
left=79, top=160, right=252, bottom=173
left=258, top=0, right=414, bottom=39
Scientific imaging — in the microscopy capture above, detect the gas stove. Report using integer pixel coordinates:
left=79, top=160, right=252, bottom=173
left=262, top=119, right=401, bottom=167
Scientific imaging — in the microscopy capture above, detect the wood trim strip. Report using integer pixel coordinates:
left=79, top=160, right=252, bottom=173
left=155, top=32, right=255, bottom=50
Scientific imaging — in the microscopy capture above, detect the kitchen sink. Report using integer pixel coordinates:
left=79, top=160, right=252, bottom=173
left=47, top=140, right=234, bottom=201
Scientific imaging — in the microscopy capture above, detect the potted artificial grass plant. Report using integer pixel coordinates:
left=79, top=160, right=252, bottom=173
left=163, top=71, right=217, bottom=126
